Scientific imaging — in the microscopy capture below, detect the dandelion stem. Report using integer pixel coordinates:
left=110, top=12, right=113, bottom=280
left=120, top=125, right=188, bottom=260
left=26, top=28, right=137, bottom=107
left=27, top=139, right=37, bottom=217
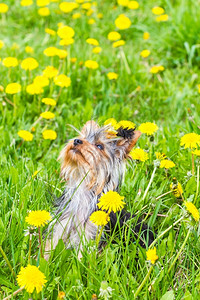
left=168, top=229, right=191, bottom=273
left=194, top=165, right=199, bottom=205
left=3, top=287, right=25, bottom=300
left=30, top=106, right=49, bottom=129
left=3, top=96, right=15, bottom=107
left=56, top=87, right=63, bottom=101
left=38, top=227, right=43, bottom=258
left=28, top=233, right=32, bottom=264
left=192, top=153, right=195, bottom=176
left=156, top=190, right=172, bottom=200
left=120, top=49, right=131, bottom=74
left=142, top=166, right=157, bottom=201
left=149, top=215, right=185, bottom=248
left=134, top=265, right=153, bottom=298
left=95, top=226, right=104, bottom=248
left=0, top=245, right=16, bottom=278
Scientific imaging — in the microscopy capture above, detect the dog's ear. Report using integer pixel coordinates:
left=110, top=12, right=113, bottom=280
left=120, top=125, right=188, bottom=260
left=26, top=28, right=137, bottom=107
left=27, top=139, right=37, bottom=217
left=81, top=120, right=100, bottom=136
left=116, top=130, right=141, bottom=156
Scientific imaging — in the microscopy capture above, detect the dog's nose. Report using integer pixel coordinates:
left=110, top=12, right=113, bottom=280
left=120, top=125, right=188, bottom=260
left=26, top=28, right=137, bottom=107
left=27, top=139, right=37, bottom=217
left=74, top=139, right=83, bottom=146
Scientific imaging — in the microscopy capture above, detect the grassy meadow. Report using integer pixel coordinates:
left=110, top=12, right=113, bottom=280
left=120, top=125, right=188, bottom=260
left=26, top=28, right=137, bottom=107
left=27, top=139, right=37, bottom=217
left=0, top=0, right=200, bottom=299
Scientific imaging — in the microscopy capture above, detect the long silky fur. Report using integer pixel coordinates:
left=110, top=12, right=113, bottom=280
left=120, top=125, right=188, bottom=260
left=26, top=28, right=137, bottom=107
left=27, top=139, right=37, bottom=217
left=45, top=121, right=154, bottom=258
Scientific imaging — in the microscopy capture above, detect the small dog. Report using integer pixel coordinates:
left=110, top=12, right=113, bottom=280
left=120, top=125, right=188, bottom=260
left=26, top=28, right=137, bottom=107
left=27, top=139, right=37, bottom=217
left=45, top=120, right=154, bottom=258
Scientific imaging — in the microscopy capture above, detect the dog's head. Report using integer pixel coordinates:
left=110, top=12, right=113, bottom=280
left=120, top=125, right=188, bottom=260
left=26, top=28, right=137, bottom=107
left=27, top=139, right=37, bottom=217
left=59, top=120, right=141, bottom=194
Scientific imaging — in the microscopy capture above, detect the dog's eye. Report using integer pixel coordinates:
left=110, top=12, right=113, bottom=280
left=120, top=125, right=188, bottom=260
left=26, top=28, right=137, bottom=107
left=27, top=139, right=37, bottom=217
left=96, top=144, right=104, bottom=150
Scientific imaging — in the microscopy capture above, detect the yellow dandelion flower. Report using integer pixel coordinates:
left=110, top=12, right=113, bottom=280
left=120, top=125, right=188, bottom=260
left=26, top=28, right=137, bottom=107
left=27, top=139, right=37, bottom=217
left=57, top=25, right=75, bottom=39
left=43, top=46, right=58, bottom=57
left=6, top=83, right=21, bottom=94
left=26, top=210, right=52, bottom=227
left=88, top=18, right=95, bottom=25
left=160, top=159, right=175, bottom=169
left=104, top=118, right=118, bottom=127
left=21, top=57, right=39, bottom=71
left=107, top=31, right=121, bottom=41
left=54, top=74, right=71, bottom=87
left=59, top=38, right=75, bottom=46
left=0, top=3, right=9, bottom=13
left=38, top=7, right=50, bottom=16
left=180, top=133, right=200, bottom=149
left=140, top=49, right=150, bottom=58
left=150, top=65, right=164, bottom=74
left=43, top=66, right=58, bottom=78
left=112, top=40, right=125, bottom=48
left=0, top=85, right=4, bottom=92
left=42, top=129, right=57, bottom=140
left=192, top=149, right=200, bottom=156
left=70, top=57, right=77, bottom=63
left=32, top=170, right=39, bottom=178
left=3, top=57, right=18, bottom=68
left=21, top=0, right=33, bottom=6
left=152, top=6, right=164, bottom=15
left=25, top=46, right=34, bottom=53
left=129, top=148, right=149, bottom=162
left=143, top=32, right=150, bottom=40
left=57, top=22, right=64, bottom=28
left=72, top=12, right=81, bottom=19
left=18, top=130, right=33, bottom=141
left=40, top=111, right=55, bottom=119
left=82, top=2, right=91, bottom=10
left=156, top=14, right=169, bottom=22
left=84, top=60, right=99, bottom=69
left=37, top=0, right=50, bottom=6
left=56, top=49, right=68, bottom=59
left=86, top=8, right=94, bottom=16
left=136, top=85, right=141, bottom=91
left=184, top=201, right=199, bottom=222
left=170, top=182, right=183, bottom=198
left=59, top=1, right=78, bottom=13
left=26, top=84, right=43, bottom=95
left=128, top=1, right=139, bottom=9
left=58, top=291, right=66, bottom=299
left=117, top=0, right=129, bottom=7
left=17, top=264, right=47, bottom=294
left=155, top=152, right=166, bottom=160
left=98, top=190, right=125, bottom=213
left=146, top=247, right=158, bottom=264
left=89, top=211, right=110, bottom=226
left=107, top=72, right=118, bottom=80
left=45, top=28, right=56, bottom=36
left=92, top=47, right=102, bottom=54
left=97, top=13, right=103, bottom=19
left=42, top=98, right=56, bottom=106
left=116, top=120, right=136, bottom=130
left=86, top=38, right=99, bottom=46
left=34, top=75, right=49, bottom=87
left=115, top=14, right=131, bottom=30
left=138, top=122, right=158, bottom=135
left=0, top=40, right=4, bottom=48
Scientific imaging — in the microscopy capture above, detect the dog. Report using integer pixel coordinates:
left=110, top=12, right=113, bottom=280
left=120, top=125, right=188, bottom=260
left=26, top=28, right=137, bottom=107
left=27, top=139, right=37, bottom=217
left=45, top=120, right=154, bottom=259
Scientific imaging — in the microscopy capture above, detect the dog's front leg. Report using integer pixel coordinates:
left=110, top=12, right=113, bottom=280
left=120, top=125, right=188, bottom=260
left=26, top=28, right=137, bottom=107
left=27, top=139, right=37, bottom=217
left=77, top=220, right=98, bottom=259
left=44, top=216, right=72, bottom=260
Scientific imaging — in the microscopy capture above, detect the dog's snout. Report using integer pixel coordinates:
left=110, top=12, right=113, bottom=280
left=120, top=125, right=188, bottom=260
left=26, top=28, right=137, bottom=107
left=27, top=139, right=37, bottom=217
left=74, top=139, right=83, bottom=146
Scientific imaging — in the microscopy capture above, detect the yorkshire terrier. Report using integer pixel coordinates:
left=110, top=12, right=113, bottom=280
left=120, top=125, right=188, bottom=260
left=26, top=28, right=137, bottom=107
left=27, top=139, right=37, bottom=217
left=45, top=120, right=155, bottom=259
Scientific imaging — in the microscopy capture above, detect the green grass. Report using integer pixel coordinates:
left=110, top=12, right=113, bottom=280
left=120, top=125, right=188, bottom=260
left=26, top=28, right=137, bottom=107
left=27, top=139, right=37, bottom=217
left=0, top=0, right=200, bottom=299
